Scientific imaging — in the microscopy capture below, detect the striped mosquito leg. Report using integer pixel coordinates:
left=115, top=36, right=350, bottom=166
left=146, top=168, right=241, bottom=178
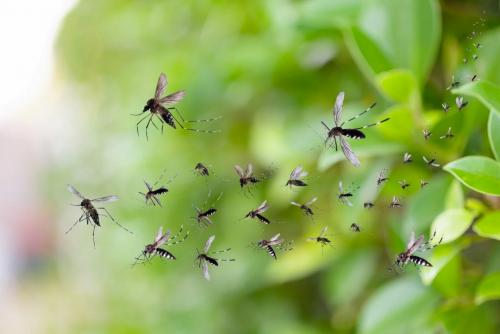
left=340, top=102, right=377, bottom=127
left=171, top=107, right=222, bottom=123
left=170, top=113, right=221, bottom=134
left=217, top=257, right=236, bottom=262
left=354, top=117, right=390, bottom=130
left=169, top=230, right=190, bottom=245
left=211, top=248, right=232, bottom=255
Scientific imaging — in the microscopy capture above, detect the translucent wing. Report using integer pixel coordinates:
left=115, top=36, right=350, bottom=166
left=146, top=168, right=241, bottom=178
left=202, top=261, right=210, bottom=280
left=338, top=181, right=344, bottom=193
left=245, top=163, right=254, bottom=178
left=256, top=200, right=269, bottom=213
left=67, top=184, right=85, bottom=200
left=204, top=235, right=215, bottom=253
left=406, top=235, right=424, bottom=255
left=333, top=91, right=345, bottom=126
left=155, top=226, right=164, bottom=243
left=407, top=231, right=415, bottom=249
left=290, top=166, right=303, bottom=180
left=144, top=181, right=153, bottom=191
left=305, top=197, right=317, bottom=206
left=344, top=197, right=353, bottom=207
left=234, top=165, right=245, bottom=178
left=155, top=73, right=167, bottom=99
left=320, top=226, right=328, bottom=237
left=423, top=156, right=429, bottom=163
left=339, top=135, right=360, bottom=167
left=269, top=233, right=281, bottom=242
left=159, top=90, right=186, bottom=105
left=91, top=195, right=119, bottom=203
left=290, top=201, right=301, bottom=207
left=156, top=229, right=171, bottom=247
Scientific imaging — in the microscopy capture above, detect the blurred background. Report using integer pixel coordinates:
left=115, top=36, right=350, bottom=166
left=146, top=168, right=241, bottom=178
left=1, top=0, right=499, bottom=333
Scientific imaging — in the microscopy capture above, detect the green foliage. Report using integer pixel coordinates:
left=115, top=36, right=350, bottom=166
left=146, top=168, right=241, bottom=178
left=473, top=212, right=500, bottom=241
left=476, top=272, right=500, bottom=305
left=444, top=156, right=500, bottom=196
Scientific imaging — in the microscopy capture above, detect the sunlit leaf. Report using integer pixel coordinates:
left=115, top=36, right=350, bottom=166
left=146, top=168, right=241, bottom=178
left=420, top=238, right=469, bottom=285
left=488, top=111, right=500, bottom=160
left=298, top=0, right=363, bottom=29
left=376, top=69, right=419, bottom=103
left=475, top=272, right=500, bottom=305
left=473, top=211, right=500, bottom=241
left=444, top=156, right=500, bottom=196
left=431, top=209, right=475, bottom=244
left=444, top=180, right=464, bottom=210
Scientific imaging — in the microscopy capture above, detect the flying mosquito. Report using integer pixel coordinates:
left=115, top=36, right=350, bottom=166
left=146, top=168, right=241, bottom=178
left=133, top=225, right=189, bottom=265
left=307, top=226, right=333, bottom=249
left=66, top=184, right=132, bottom=247
left=389, top=196, right=401, bottom=208
left=350, top=223, right=361, bottom=232
left=234, top=163, right=260, bottom=188
left=194, top=162, right=210, bottom=176
left=456, top=96, right=468, bottom=111
left=337, top=181, right=355, bottom=207
left=195, top=235, right=235, bottom=281
left=441, top=103, right=450, bottom=113
left=377, top=169, right=389, bottom=186
left=321, top=92, right=389, bottom=167
left=447, top=76, right=460, bottom=90
left=471, top=74, right=479, bottom=82
left=192, top=191, right=223, bottom=227
left=138, top=171, right=175, bottom=207
left=133, top=73, right=221, bottom=139
left=255, top=233, right=293, bottom=260
left=423, top=155, right=440, bottom=168
left=363, top=202, right=375, bottom=209
left=244, top=200, right=271, bottom=224
left=285, top=165, right=308, bottom=188
left=420, top=180, right=429, bottom=188
left=423, top=129, right=432, bottom=140
left=392, top=231, right=442, bottom=271
left=399, top=180, right=410, bottom=190
left=440, top=127, right=454, bottom=140
left=290, top=196, right=317, bottom=218
left=403, top=152, right=413, bottom=164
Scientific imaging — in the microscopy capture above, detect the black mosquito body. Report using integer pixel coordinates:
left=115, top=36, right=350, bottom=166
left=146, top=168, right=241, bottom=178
left=420, top=180, right=429, bottom=188
left=471, top=74, right=478, bottom=82
left=441, top=103, right=450, bottom=112
left=66, top=184, right=131, bottom=247
left=193, top=192, right=223, bottom=227
left=364, top=202, right=375, bottom=209
left=133, top=225, right=189, bottom=265
left=321, top=92, right=389, bottom=167
left=403, top=153, right=413, bottom=164
left=337, top=181, right=354, bottom=207
left=440, top=127, right=454, bottom=140
left=350, top=223, right=361, bottom=232
left=423, top=129, right=432, bottom=140
left=286, top=166, right=308, bottom=188
left=447, top=76, right=460, bottom=90
left=456, top=96, right=468, bottom=111
left=234, top=164, right=260, bottom=188
left=393, top=231, right=442, bottom=270
left=244, top=200, right=271, bottom=224
left=377, top=169, right=389, bottom=186
left=194, top=162, right=210, bottom=176
left=389, top=196, right=401, bottom=208
left=256, top=233, right=292, bottom=260
left=138, top=171, right=175, bottom=207
left=308, top=226, right=333, bottom=248
left=399, top=180, right=410, bottom=190
left=291, top=196, right=317, bottom=217
left=423, top=156, right=440, bottom=168
left=134, top=73, right=220, bottom=139
left=195, top=235, right=235, bottom=280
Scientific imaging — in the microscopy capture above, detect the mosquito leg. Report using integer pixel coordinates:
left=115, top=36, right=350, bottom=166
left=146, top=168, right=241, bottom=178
left=334, top=136, right=338, bottom=151
left=65, top=213, right=85, bottom=234
left=154, top=115, right=165, bottom=134
left=340, top=102, right=377, bottom=127
left=145, top=115, right=154, bottom=141
left=171, top=107, right=222, bottom=123
left=92, top=224, right=96, bottom=249
left=98, top=207, right=133, bottom=234
left=135, top=114, right=150, bottom=136
left=171, top=113, right=221, bottom=134
left=353, top=117, right=390, bottom=130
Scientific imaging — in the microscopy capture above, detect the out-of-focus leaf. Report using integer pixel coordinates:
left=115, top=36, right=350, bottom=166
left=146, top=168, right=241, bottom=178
left=376, top=105, right=414, bottom=142
left=431, top=255, right=461, bottom=297
left=473, top=211, right=500, bottom=241
left=358, top=277, right=438, bottom=334
left=376, top=69, right=419, bottom=103
left=488, top=111, right=500, bottom=160
left=345, top=0, right=441, bottom=84
left=431, top=209, right=474, bottom=244
left=444, top=180, right=464, bottom=210
left=420, top=238, right=469, bottom=285
left=452, top=80, right=500, bottom=116
left=298, top=0, right=363, bottom=29
left=476, top=28, right=500, bottom=86
left=475, top=272, right=500, bottom=305
left=441, top=305, right=496, bottom=334
left=444, top=156, right=500, bottom=196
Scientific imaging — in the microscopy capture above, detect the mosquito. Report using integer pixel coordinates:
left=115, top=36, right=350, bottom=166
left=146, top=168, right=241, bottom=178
left=399, top=180, right=410, bottom=190
left=244, top=200, right=271, bottom=224
left=403, top=152, right=413, bottom=164
left=440, top=127, right=454, bottom=140
left=350, top=223, right=361, bottom=232
left=195, top=235, right=235, bottom=281
left=423, top=129, right=432, bottom=140
left=420, top=180, right=429, bottom=188
left=290, top=196, right=317, bottom=218
left=447, top=76, right=460, bottom=90
left=456, top=96, right=468, bottom=111
left=234, top=163, right=260, bottom=188
left=66, top=184, right=132, bottom=248
left=423, top=155, right=440, bottom=168
left=389, top=196, right=401, bottom=208
left=321, top=92, right=389, bottom=167
left=133, top=73, right=221, bottom=139
left=337, top=181, right=355, bottom=207
left=133, top=225, right=189, bottom=265
left=256, top=233, right=293, bottom=260
left=192, top=191, right=223, bottom=227
left=441, top=103, right=450, bottom=113
left=138, top=171, right=175, bottom=207
left=285, top=166, right=308, bottom=188
left=471, top=74, right=479, bottom=82
left=392, top=231, right=442, bottom=270
left=194, top=162, right=210, bottom=176
left=307, top=226, right=333, bottom=248
left=377, top=169, right=389, bottom=186
left=363, top=202, right=375, bottom=209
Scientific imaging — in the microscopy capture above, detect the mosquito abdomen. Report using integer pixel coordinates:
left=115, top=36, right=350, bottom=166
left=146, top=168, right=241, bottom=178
left=409, top=255, right=432, bottom=267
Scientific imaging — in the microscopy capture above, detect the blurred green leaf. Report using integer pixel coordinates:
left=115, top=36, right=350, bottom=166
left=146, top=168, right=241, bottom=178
left=376, top=69, right=419, bottom=103
left=299, top=0, right=363, bottom=29
left=431, top=209, right=475, bottom=244
left=444, top=180, right=464, bottom=210
left=358, top=277, right=438, bottom=334
left=377, top=105, right=414, bottom=142
left=431, top=255, right=461, bottom=297
left=488, top=111, right=500, bottom=160
left=475, top=272, right=500, bottom=305
left=444, top=156, right=500, bottom=196
left=420, top=238, right=469, bottom=285
left=452, top=80, right=500, bottom=116
left=441, top=305, right=496, bottom=334
left=473, top=211, right=500, bottom=241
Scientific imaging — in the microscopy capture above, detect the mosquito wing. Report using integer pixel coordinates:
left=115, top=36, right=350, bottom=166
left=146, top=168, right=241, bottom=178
left=144, top=181, right=153, bottom=191
left=234, top=165, right=245, bottom=178
left=159, top=90, right=186, bottom=105
left=290, top=166, right=303, bottom=180
left=290, top=201, right=301, bottom=207
left=67, top=184, right=85, bottom=200
left=155, top=228, right=171, bottom=247
left=423, top=156, right=429, bottom=164
left=407, top=231, right=415, bottom=249
left=305, top=196, right=318, bottom=206
left=202, top=261, right=210, bottom=280
left=204, top=235, right=216, bottom=253
left=338, top=181, right=344, bottom=193
left=155, top=226, right=164, bottom=243
left=91, top=195, right=119, bottom=203
left=245, top=163, right=254, bottom=178
left=339, top=135, right=360, bottom=167
left=406, top=235, right=424, bottom=255
left=269, top=233, right=281, bottom=242
left=333, top=91, right=345, bottom=126
left=154, top=73, right=167, bottom=99
left=256, top=200, right=269, bottom=213
left=320, top=226, right=328, bottom=237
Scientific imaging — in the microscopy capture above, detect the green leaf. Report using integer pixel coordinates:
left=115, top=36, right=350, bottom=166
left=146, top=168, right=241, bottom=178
left=431, top=209, right=475, bottom=244
left=475, top=272, right=500, bottom=305
left=298, top=0, right=363, bottom=29
left=488, top=111, right=500, bottom=160
left=444, top=156, right=500, bottom=196
left=376, top=69, right=419, bottom=103
left=452, top=80, right=500, bottom=116
left=473, top=211, right=500, bottom=241
left=345, top=0, right=441, bottom=84
left=444, top=181, right=464, bottom=210
left=358, top=277, right=438, bottom=334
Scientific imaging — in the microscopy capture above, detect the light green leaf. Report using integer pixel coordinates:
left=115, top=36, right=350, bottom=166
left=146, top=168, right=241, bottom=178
left=298, top=0, right=363, bottom=29
left=473, top=212, right=500, bottom=241
left=475, top=272, right=500, bottom=305
left=376, top=69, right=419, bottom=103
left=431, top=209, right=475, bottom=244
left=377, top=105, right=414, bottom=142
left=420, top=238, right=469, bottom=285
left=488, top=111, right=500, bottom=160
left=444, top=181, right=464, bottom=210
left=452, top=80, right=500, bottom=116
left=444, top=156, right=500, bottom=196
